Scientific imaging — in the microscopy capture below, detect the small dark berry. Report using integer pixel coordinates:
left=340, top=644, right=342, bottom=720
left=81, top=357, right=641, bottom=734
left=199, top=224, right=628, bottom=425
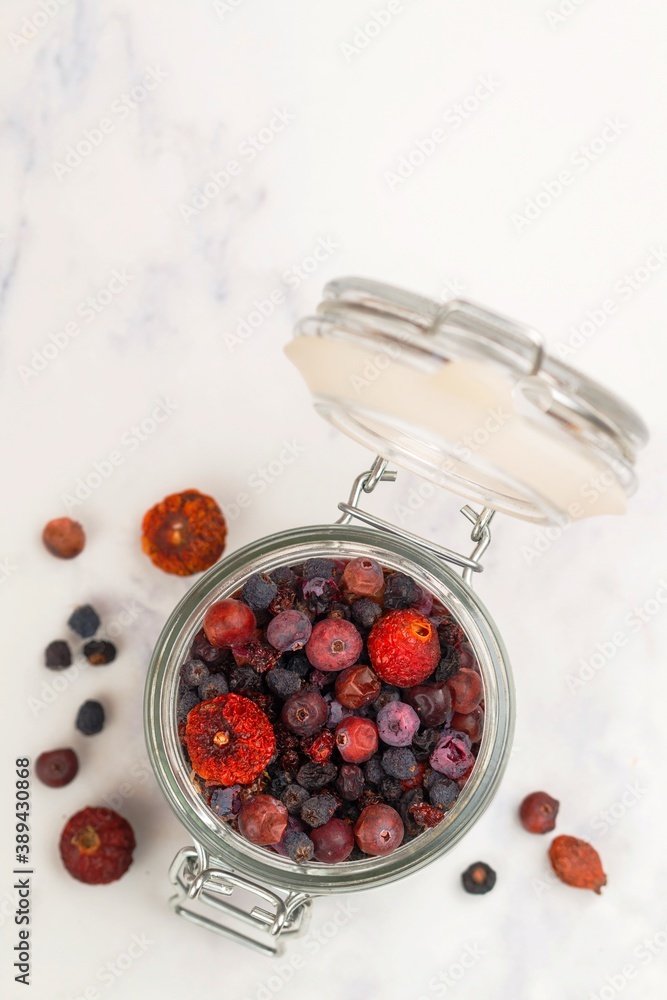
left=210, top=785, right=241, bottom=818
left=383, top=572, right=420, bottom=610
left=266, top=668, right=303, bottom=700
left=336, top=764, right=365, bottom=801
left=282, top=783, right=310, bottom=815
left=303, top=558, right=335, bottom=580
left=35, top=748, right=78, bottom=787
left=67, top=604, right=100, bottom=638
left=83, top=640, right=117, bottom=666
left=382, top=747, right=418, bottom=780
left=296, top=761, right=338, bottom=792
left=270, top=770, right=293, bottom=797
left=242, top=572, right=278, bottom=610
left=282, top=691, right=328, bottom=736
left=285, top=651, right=311, bottom=678
left=372, top=685, right=401, bottom=714
left=462, top=861, right=496, bottom=895
left=198, top=673, right=229, bottom=701
left=284, top=830, right=315, bottom=863
left=177, top=688, right=200, bottom=723
left=435, top=649, right=460, bottom=683
left=363, top=757, right=386, bottom=786
left=350, top=598, right=383, bottom=630
left=301, top=577, right=341, bottom=615
left=75, top=699, right=105, bottom=735
left=271, top=566, right=297, bottom=586
left=228, top=664, right=262, bottom=694
left=300, top=793, right=338, bottom=828
left=45, top=640, right=72, bottom=670
left=411, top=728, right=440, bottom=760
left=380, top=776, right=403, bottom=802
left=181, top=658, right=210, bottom=688
left=428, top=776, right=460, bottom=811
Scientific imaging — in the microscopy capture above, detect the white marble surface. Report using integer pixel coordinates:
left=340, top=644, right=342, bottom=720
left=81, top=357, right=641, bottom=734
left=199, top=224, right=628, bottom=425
left=1, top=1, right=667, bottom=998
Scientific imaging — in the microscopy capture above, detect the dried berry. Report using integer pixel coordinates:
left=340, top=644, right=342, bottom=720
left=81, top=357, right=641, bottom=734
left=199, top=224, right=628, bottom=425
left=68, top=604, right=100, bottom=638
left=59, top=807, right=135, bottom=884
left=519, top=791, right=559, bottom=834
left=461, top=861, right=496, bottom=895
left=306, top=619, right=363, bottom=672
left=382, top=747, right=419, bottom=780
left=282, top=690, right=328, bottom=737
left=36, top=748, right=78, bottom=788
left=383, top=572, right=420, bottom=610
left=266, top=668, right=302, bottom=700
left=210, top=785, right=242, bottom=819
left=341, top=557, right=384, bottom=598
left=335, top=665, right=381, bottom=709
left=335, top=717, right=379, bottom=764
left=350, top=598, right=383, bottom=630
left=242, top=573, right=278, bottom=610
left=368, top=609, right=439, bottom=687
left=430, top=730, right=475, bottom=779
left=282, top=783, right=310, bottom=815
left=232, top=640, right=280, bottom=674
left=45, top=640, right=72, bottom=670
left=548, top=835, right=607, bottom=894
left=376, top=701, right=420, bottom=747
left=447, top=668, right=483, bottom=714
left=336, top=764, right=365, bottom=801
left=451, top=707, right=484, bottom=744
left=142, top=489, right=226, bottom=575
left=198, top=674, right=230, bottom=701
left=266, top=610, right=312, bottom=652
left=302, top=577, right=341, bottom=615
left=354, top=803, right=404, bottom=856
left=185, top=694, right=275, bottom=785
left=310, top=818, right=354, bottom=862
left=76, top=700, right=105, bottom=736
left=284, top=830, right=315, bottom=863
left=238, top=794, right=288, bottom=845
left=403, top=682, right=452, bottom=727
left=204, top=599, right=256, bottom=648
left=296, top=761, right=338, bottom=792
left=428, top=775, right=460, bottom=811
left=301, top=728, right=335, bottom=764
left=303, top=558, right=335, bottom=580
left=269, top=579, right=297, bottom=615
left=42, top=517, right=86, bottom=559
left=83, top=641, right=117, bottom=666
left=408, top=802, right=445, bottom=828
left=300, top=793, right=338, bottom=828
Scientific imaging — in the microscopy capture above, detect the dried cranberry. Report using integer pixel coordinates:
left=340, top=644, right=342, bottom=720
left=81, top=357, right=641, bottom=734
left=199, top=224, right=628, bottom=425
left=310, top=818, right=355, bottom=862
left=238, top=795, right=288, bottom=845
left=451, top=707, right=484, bottom=743
left=141, top=489, right=226, bottom=575
left=354, top=804, right=404, bottom=856
left=335, top=717, right=378, bottom=764
left=204, top=599, right=256, bottom=648
left=519, top=791, right=559, bottom=834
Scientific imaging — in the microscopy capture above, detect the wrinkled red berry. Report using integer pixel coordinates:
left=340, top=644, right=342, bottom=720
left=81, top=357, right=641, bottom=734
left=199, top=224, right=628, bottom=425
left=305, top=619, right=363, bottom=672
left=141, top=489, right=227, bottom=575
left=334, top=665, right=381, bottom=709
left=301, top=728, right=335, bottom=763
left=447, top=668, right=483, bottom=714
left=549, top=835, right=607, bottom=893
left=204, top=599, right=256, bottom=648
left=400, top=760, right=426, bottom=791
left=403, top=682, right=452, bottom=727
left=185, top=694, right=275, bottom=785
left=36, top=748, right=79, bottom=788
left=42, top=517, right=85, bottom=559
left=341, top=557, right=385, bottom=598
left=354, top=803, right=404, bottom=856
left=430, top=731, right=475, bottom=779
left=519, top=791, right=560, bottom=834
left=335, top=716, right=378, bottom=763
left=238, top=794, right=288, bottom=845
left=368, top=609, right=439, bottom=687
left=408, top=802, right=445, bottom=828
left=281, top=691, right=328, bottom=736
left=451, top=707, right=484, bottom=743
left=232, top=639, right=279, bottom=674
left=310, top=818, right=355, bottom=862
left=59, top=807, right=135, bottom=884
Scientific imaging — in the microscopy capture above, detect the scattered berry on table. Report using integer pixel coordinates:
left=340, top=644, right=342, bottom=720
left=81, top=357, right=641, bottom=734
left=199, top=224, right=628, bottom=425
left=376, top=701, right=420, bottom=747
left=519, top=791, right=559, bottom=834
left=83, top=640, right=117, bottom=666
left=284, top=830, right=315, bottom=863
left=429, top=730, right=475, bottom=779
left=36, top=748, right=78, bottom=788
left=341, top=557, right=385, bottom=598
left=447, top=668, right=483, bottom=714
left=354, top=803, right=404, bottom=856
left=382, top=747, right=419, bottom=780
left=310, top=818, right=355, bottom=862
left=281, top=690, right=328, bottom=736
left=335, top=665, right=381, bottom=709
left=266, top=610, right=312, bottom=652
left=300, top=793, right=338, bottom=828
left=238, top=794, right=288, bottom=845
left=203, top=599, right=256, bottom=648
left=45, top=640, right=72, bottom=669
left=76, top=700, right=105, bottom=736
left=60, top=807, right=135, bottom=884
left=141, top=489, right=226, bottom=576
left=185, top=694, right=275, bottom=785
left=242, top=573, right=278, bottom=610
left=461, top=861, right=496, bottom=895
left=42, top=517, right=86, bottom=559
left=305, top=619, right=363, bottom=672
left=335, top=716, right=378, bottom=763
left=548, top=835, right=606, bottom=893
left=368, top=609, right=439, bottom=687
left=68, top=604, right=100, bottom=638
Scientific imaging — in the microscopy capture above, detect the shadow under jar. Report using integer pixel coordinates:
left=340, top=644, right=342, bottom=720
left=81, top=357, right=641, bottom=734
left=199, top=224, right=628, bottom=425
left=144, top=277, right=647, bottom=955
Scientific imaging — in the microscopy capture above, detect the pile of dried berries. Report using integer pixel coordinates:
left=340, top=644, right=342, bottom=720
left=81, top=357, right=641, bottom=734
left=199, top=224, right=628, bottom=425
left=178, top=557, right=484, bottom=863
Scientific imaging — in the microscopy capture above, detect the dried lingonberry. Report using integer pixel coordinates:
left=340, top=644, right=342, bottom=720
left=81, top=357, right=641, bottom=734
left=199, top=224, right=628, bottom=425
left=305, top=618, right=363, bottom=673
left=83, top=641, right=117, bottom=666
left=354, top=803, right=404, bottom=856
left=368, top=609, right=440, bottom=687
left=203, top=599, right=256, bottom=648
left=447, top=669, right=483, bottom=714
left=335, top=716, right=378, bottom=764
left=36, top=748, right=79, bottom=788
left=461, top=861, right=496, bottom=895
left=334, top=665, right=381, bottom=709
left=341, top=557, right=385, bottom=598
left=519, top=791, right=559, bottom=834
left=42, top=517, right=86, bottom=559
left=238, top=794, right=288, bottom=845
left=141, top=489, right=227, bottom=576
left=59, top=807, right=135, bottom=884
left=185, top=693, right=275, bottom=785
left=451, top=707, right=484, bottom=743
left=548, top=835, right=607, bottom=893
left=310, top=818, right=355, bottom=862
left=266, top=610, right=312, bottom=652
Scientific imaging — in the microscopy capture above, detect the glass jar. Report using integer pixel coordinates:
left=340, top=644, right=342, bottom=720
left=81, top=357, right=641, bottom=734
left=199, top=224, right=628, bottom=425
left=144, top=277, right=647, bottom=955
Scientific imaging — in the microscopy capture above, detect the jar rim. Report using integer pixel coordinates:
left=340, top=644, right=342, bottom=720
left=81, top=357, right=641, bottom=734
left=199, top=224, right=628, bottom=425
left=144, top=523, right=514, bottom=894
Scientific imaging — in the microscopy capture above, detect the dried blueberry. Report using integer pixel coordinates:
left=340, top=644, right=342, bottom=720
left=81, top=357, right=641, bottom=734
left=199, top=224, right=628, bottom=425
left=363, top=756, right=386, bottom=786
left=301, top=793, right=338, bottom=828
left=296, top=761, right=338, bottom=791
left=380, top=776, right=403, bottom=802
left=45, top=640, right=72, bottom=670
left=303, top=558, right=335, bottom=580
left=266, top=668, right=302, bottom=700
left=178, top=688, right=200, bottom=723
left=350, top=598, right=383, bottom=630
left=284, top=830, right=315, bottom=863
left=281, top=783, right=310, bottom=815
left=285, top=651, right=311, bottom=678
left=67, top=604, right=100, bottom=638
left=242, top=573, right=278, bottom=610
left=428, top=776, right=460, bottom=811
left=383, top=573, right=420, bottom=610
left=181, top=659, right=210, bottom=688
left=382, top=747, right=418, bottom=780
left=75, top=699, right=105, bottom=736
left=198, top=673, right=229, bottom=701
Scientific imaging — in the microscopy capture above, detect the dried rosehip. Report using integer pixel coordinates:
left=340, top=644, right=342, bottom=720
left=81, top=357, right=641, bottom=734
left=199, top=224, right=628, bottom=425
left=185, top=694, right=275, bottom=785
left=141, top=489, right=226, bottom=576
left=36, top=748, right=79, bottom=788
left=59, top=807, right=135, bottom=884
left=548, top=835, right=607, bottom=894
left=519, top=791, right=559, bottom=834
left=42, top=517, right=86, bottom=559
left=368, top=609, right=440, bottom=687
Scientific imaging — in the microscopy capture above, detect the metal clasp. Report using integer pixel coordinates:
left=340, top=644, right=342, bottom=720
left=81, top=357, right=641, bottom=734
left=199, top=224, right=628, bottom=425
left=336, top=456, right=494, bottom=585
left=169, top=845, right=312, bottom=956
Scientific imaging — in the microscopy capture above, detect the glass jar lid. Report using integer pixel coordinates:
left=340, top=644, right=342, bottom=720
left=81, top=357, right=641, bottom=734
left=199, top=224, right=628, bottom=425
left=285, top=277, right=648, bottom=523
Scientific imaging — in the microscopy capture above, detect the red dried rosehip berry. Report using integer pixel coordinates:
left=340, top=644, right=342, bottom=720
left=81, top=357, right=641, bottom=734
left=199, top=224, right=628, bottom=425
left=548, top=835, right=607, bottom=894
left=446, top=668, right=483, bottom=714
left=368, top=609, right=440, bottom=687
left=519, top=791, right=559, bottom=834
left=305, top=618, right=363, bottom=672
left=59, top=807, right=135, bottom=884
left=334, top=665, right=381, bottom=709
left=42, top=517, right=85, bottom=559
left=185, top=693, right=275, bottom=785
left=36, top=748, right=79, bottom=788
left=341, top=557, right=385, bottom=598
left=310, top=818, right=355, bottom=863
left=203, top=599, right=256, bottom=648
left=301, top=728, right=335, bottom=764
left=335, top=716, right=378, bottom=763
left=141, top=489, right=227, bottom=576
left=238, top=794, right=288, bottom=845
left=354, top=803, right=404, bottom=856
